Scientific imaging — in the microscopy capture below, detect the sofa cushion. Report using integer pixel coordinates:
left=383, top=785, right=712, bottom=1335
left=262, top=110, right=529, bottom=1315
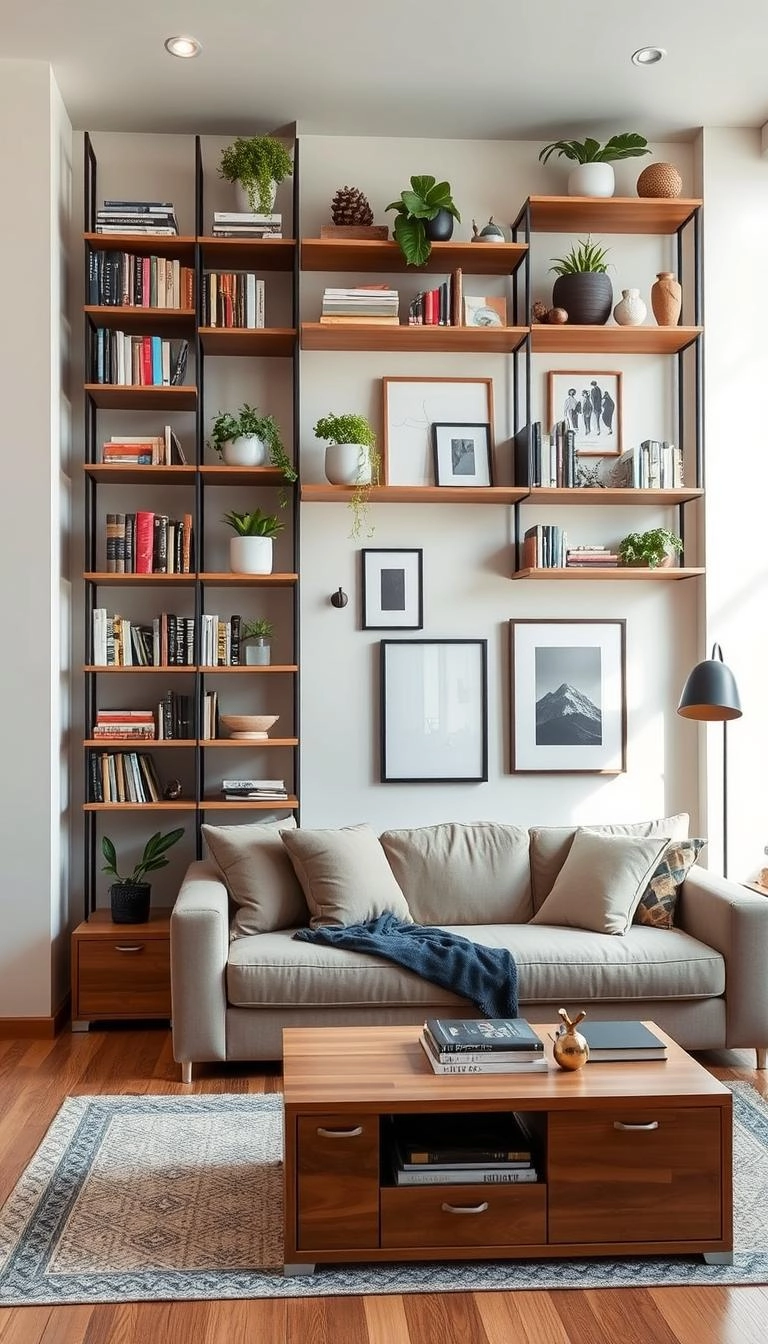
left=529, top=814, right=690, bottom=912
left=379, top=822, right=532, bottom=925
left=280, top=823, right=412, bottom=929
left=529, top=831, right=672, bottom=935
left=201, top=818, right=309, bottom=939
left=634, top=838, right=707, bottom=928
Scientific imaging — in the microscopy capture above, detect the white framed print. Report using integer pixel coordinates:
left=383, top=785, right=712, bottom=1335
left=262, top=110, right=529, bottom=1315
left=361, top=548, right=423, bottom=630
left=547, top=369, right=623, bottom=456
left=382, top=376, right=494, bottom=485
left=380, top=639, right=488, bottom=783
left=432, top=422, right=493, bottom=487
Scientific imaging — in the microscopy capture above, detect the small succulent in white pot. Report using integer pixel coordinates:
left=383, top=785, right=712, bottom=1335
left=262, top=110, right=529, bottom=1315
left=222, top=509, right=285, bottom=575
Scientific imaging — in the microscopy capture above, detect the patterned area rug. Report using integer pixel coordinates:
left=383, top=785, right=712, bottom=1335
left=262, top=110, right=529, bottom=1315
left=0, top=1083, right=767, bottom=1304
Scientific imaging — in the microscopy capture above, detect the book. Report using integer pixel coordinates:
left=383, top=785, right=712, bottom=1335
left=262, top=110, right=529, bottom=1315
left=423, top=1034, right=543, bottom=1066
left=420, top=1034, right=549, bottom=1075
left=576, top=1020, right=668, bottom=1062
left=221, top=778, right=285, bottom=790
left=425, top=1017, right=544, bottom=1053
left=394, top=1166, right=538, bottom=1186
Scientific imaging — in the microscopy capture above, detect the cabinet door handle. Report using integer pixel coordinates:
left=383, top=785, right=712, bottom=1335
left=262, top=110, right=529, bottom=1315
left=441, top=1201, right=489, bottom=1215
left=114, top=945, right=144, bottom=954
left=613, top=1120, right=659, bottom=1131
left=316, top=1125, right=363, bottom=1139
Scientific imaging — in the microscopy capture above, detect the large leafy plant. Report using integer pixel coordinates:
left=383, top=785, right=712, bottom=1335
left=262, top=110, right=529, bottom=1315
left=102, top=829, right=184, bottom=886
left=539, top=133, right=649, bottom=165
left=207, top=403, right=296, bottom=484
left=385, top=176, right=460, bottom=266
left=218, top=135, right=293, bottom=213
left=222, top=508, right=285, bottom=538
left=550, top=236, right=610, bottom=275
left=618, top=528, right=683, bottom=568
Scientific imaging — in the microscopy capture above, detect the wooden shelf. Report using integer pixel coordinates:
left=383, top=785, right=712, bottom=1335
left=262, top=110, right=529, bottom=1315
left=530, top=325, right=701, bottom=355
left=83, top=801, right=198, bottom=811
left=198, top=327, right=296, bottom=357
left=524, top=487, right=704, bottom=505
left=200, top=797, right=299, bottom=810
left=300, top=238, right=527, bottom=275
left=84, top=233, right=196, bottom=261
left=301, top=484, right=529, bottom=504
left=197, top=237, right=295, bottom=270
left=301, top=323, right=527, bottom=353
left=522, top=197, right=702, bottom=235
left=84, top=739, right=195, bottom=748
left=199, top=465, right=287, bottom=486
left=198, top=572, right=298, bottom=587
left=83, top=306, right=195, bottom=335
left=84, top=464, right=196, bottom=484
left=199, top=664, right=298, bottom=673
left=84, top=665, right=196, bottom=674
left=200, top=737, right=299, bottom=748
left=84, top=384, right=197, bottom=411
left=512, top=566, right=705, bottom=581
left=84, top=572, right=195, bottom=586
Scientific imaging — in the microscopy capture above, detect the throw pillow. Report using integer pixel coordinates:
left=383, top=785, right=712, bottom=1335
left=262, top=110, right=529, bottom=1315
left=379, top=822, right=532, bottom=924
left=201, top=817, right=309, bottom=939
left=280, top=823, right=412, bottom=929
left=634, top=838, right=707, bottom=928
left=529, top=830, right=672, bottom=935
left=528, top=813, right=690, bottom=911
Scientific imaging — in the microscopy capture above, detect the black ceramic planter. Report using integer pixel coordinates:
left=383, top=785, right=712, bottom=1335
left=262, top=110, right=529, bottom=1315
left=552, top=273, right=613, bottom=325
left=425, top=209, right=454, bottom=242
left=110, top=882, right=151, bottom=924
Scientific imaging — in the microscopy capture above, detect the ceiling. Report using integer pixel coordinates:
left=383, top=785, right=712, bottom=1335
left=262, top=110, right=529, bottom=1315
left=2, top=0, right=768, bottom=140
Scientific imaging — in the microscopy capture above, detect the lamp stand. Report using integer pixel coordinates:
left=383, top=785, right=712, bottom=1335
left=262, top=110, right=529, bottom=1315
left=723, top=720, right=729, bottom=880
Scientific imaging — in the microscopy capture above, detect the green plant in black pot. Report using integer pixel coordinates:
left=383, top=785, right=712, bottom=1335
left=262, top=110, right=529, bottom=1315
left=218, top=135, right=293, bottom=214
left=102, top=828, right=184, bottom=925
left=617, top=528, right=683, bottom=569
left=385, top=176, right=460, bottom=266
left=549, top=236, right=613, bottom=325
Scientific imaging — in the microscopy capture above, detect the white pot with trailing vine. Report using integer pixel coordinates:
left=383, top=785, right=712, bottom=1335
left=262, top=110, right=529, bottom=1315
left=314, top=412, right=380, bottom=538
left=207, top=403, right=297, bottom=486
left=218, top=135, right=294, bottom=215
left=223, top=509, right=285, bottom=575
left=538, top=133, right=650, bottom=198
left=241, top=617, right=274, bottom=665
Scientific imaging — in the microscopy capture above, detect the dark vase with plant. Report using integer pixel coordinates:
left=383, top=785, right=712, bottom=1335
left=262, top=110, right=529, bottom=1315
left=102, top=828, right=184, bottom=925
left=549, top=236, right=613, bottom=325
left=313, top=412, right=380, bottom=538
left=385, top=176, right=461, bottom=266
left=222, top=508, right=285, bottom=575
left=617, top=528, right=683, bottom=569
left=218, top=135, right=293, bottom=214
left=538, top=133, right=649, bottom=198
left=241, top=617, right=274, bottom=666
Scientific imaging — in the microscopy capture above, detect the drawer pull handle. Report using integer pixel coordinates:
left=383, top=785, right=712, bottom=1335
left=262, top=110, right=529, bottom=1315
left=441, top=1201, right=489, bottom=1215
left=114, top=945, right=144, bottom=954
left=316, top=1126, right=363, bottom=1139
left=614, top=1120, right=659, bottom=1131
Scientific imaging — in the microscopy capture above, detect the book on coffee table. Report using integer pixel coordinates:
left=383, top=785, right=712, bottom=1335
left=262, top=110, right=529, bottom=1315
left=425, top=1017, right=544, bottom=1054
left=576, top=1020, right=668, bottom=1062
left=420, top=1032, right=549, bottom=1074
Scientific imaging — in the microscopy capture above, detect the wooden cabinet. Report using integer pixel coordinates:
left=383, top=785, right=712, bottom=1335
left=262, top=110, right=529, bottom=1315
left=296, top=1114, right=379, bottom=1250
left=71, top=909, right=171, bottom=1025
left=381, top=1182, right=546, bottom=1250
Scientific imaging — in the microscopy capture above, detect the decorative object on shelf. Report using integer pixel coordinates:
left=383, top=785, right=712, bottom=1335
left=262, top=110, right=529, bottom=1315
left=548, top=306, right=568, bottom=324
left=218, top=135, right=293, bottom=215
left=385, top=176, right=461, bottom=266
left=432, top=422, right=493, bottom=487
left=678, top=644, right=742, bottom=879
left=549, top=236, right=613, bottom=325
left=509, top=619, right=627, bottom=774
left=617, top=527, right=683, bottom=569
left=241, top=618, right=274, bottom=665
left=575, top=462, right=605, bottom=487
left=329, top=587, right=349, bottom=609
left=382, top=376, right=493, bottom=487
left=163, top=780, right=183, bottom=801
left=471, top=216, right=506, bottom=242
left=547, top=369, right=622, bottom=456
left=553, top=1008, right=590, bottom=1071
left=538, top=132, right=650, bottom=198
left=531, top=299, right=550, bottom=323
left=636, top=161, right=683, bottom=199
left=219, top=714, right=279, bottom=740
left=313, top=412, right=380, bottom=539
left=207, top=405, right=296, bottom=486
left=463, top=295, right=507, bottom=327
left=362, top=549, right=424, bottom=630
left=651, top=271, right=682, bottom=326
left=613, top=288, right=647, bottom=326
left=331, top=185, right=374, bottom=227
left=222, top=508, right=285, bottom=575
left=380, top=639, right=488, bottom=782
left=101, top=828, right=184, bottom=925
left=531, top=301, right=569, bottom=325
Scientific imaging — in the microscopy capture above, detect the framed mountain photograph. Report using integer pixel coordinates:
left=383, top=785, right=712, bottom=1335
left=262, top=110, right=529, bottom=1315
left=509, top=619, right=626, bottom=773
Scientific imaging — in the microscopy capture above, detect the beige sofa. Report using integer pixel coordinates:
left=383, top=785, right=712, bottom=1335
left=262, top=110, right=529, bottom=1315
left=170, top=816, right=768, bottom=1082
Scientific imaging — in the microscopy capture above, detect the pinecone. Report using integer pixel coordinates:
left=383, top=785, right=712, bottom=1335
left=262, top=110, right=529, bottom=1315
left=331, top=186, right=374, bottom=227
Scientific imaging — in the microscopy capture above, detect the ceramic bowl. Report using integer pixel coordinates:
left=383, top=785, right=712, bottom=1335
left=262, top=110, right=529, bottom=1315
left=219, top=714, right=279, bottom=738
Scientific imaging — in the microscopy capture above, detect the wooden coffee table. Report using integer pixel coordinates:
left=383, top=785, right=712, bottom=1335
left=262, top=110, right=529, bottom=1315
left=282, top=1022, right=733, bottom=1275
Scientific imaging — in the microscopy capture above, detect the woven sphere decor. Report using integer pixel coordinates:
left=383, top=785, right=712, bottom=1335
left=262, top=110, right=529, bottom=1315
left=636, top=161, right=683, bottom=199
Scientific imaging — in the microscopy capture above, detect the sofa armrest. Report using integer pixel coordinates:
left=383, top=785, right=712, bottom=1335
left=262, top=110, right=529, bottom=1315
left=677, top=866, right=768, bottom=1048
left=170, top=860, right=229, bottom=1068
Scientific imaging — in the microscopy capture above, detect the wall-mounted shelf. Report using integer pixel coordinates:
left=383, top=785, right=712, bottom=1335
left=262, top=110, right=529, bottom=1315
left=523, top=487, right=704, bottom=506
left=530, top=325, right=702, bottom=355
left=511, top=567, right=705, bottom=581
left=84, top=385, right=197, bottom=411
left=83, top=305, right=195, bottom=335
left=197, top=237, right=296, bottom=270
left=301, top=484, right=529, bottom=504
left=198, top=327, right=296, bottom=357
left=300, top=238, right=527, bottom=275
left=84, top=464, right=196, bottom=485
left=84, top=232, right=197, bottom=261
left=522, top=196, right=702, bottom=235
left=301, top=323, right=527, bottom=354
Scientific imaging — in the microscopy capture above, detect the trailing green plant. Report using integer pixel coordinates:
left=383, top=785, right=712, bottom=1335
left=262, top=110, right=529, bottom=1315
left=538, top=133, right=649, bottom=166
left=617, top=528, right=683, bottom=568
left=313, top=413, right=376, bottom=450
left=550, top=236, right=610, bottom=275
left=207, top=404, right=296, bottom=483
left=241, top=618, right=274, bottom=640
left=385, top=175, right=460, bottom=266
left=101, top=829, right=184, bottom=886
left=218, top=135, right=293, bottom=214
left=313, top=412, right=381, bottom=540
left=221, top=508, right=285, bottom=538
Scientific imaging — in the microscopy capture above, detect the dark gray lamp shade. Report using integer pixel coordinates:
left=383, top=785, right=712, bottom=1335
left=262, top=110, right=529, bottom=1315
left=677, top=643, right=742, bottom=722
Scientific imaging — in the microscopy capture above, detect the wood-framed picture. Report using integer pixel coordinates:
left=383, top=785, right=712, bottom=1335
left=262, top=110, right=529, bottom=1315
left=547, top=370, right=623, bottom=456
left=509, top=619, right=627, bottom=774
left=361, top=548, right=423, bottom=630
left=381, top=376, right=494, bottom=485
left=380, top=639, right=488, bottom=783
left=432, top=422, right=493, bottom=487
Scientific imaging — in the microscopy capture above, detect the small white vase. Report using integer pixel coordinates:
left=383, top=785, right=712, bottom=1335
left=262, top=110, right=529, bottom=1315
left=244, top=638, right=271, bottom=665
left=567, top=162, right=615, bottom=198
left=324, top=443, right=372, bottom=486
left=235, top=179, right=277, bottom=214
left=613, top=288, right=647, bottom=327
left=221, top=435, right=267, bottom=467
left=229, top=536, right=273, bottom=575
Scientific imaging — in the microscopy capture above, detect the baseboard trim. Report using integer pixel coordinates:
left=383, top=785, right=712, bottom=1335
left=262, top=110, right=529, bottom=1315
left=0, top=996, right=70, bottom=1039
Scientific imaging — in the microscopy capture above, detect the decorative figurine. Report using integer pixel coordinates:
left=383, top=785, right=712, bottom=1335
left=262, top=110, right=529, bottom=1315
left=163, top=779, right=183, bottom=801
left=553, top=1007, right=590, bottom=1070
left=471, top=216, right=506, bottom=242
left=531, top=299, right=550, bottom=323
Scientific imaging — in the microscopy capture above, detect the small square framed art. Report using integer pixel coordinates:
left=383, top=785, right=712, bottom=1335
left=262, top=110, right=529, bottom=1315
left=432, top=422, right=493, bottom=487
left=547, top=370, right=623, bottom=455
left=361, top=548, right=423, bottom=630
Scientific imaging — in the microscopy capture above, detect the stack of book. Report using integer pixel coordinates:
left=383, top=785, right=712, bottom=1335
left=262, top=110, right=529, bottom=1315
left=566, top=544, right=619, bottom=569
left=420, top=1017, right=548, bottom=1074
left=408, top=269, right=463, bottom=327
left=320, top=285, right=400, bottom=326
left=211, top=212, right=282, bottom=239
left=522, top=524, right=568, bottom=570
left=91, top=332, right=189, bottom=387
left=200, top=273, right=265, bottom=328
left=89, top=751, right=162, bottom=804
left=220, top=778, right=288, bottom=801
left=390, top=1111, right=538, bottom=1185
left=91, top=709, right=156, bottom=741
left=92, top=611, right=195, bottom=667
left=95, top=200, right=179, bottom=236
left=104, top=511, right=193, bottom=575
left=574, top=1020, right=668, bottom=1061
left=88, top=251, right=193, bottom=308
left=101, top=426, right=186, bottom=466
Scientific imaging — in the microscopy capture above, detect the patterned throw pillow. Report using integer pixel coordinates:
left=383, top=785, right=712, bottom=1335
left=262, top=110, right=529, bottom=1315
left=634, top=838, right=706, bottom=928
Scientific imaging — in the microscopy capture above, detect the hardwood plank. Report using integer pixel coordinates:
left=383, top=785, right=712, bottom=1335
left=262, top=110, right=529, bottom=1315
left=39, top=1306, right=96, bottom=1344
left=363, top=1294, right=412, bottom=1344
left=585, top=1288, right=680, bottom=1343
left=474, top=1290, right=570, bottom=1343
left=651, top=1286, right=768, bottom=1344
left=81, top=1304, right=138, bottom=1344
left=285, top=1296, right=369, bottom=1344
left=402, top=1292, right=490, bottom=1344
left=551, top=1290, right=617, bottom=1344
left=198, top=1299, right=287, bottom=1344
left=0, top=1309, right=53, bottom=1344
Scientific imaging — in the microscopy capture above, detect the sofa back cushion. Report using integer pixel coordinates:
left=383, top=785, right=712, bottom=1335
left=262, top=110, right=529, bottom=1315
left=201, top=817, right=309, bottom=938
left=529, top=830, right=672, bottom=935
left=379, top=822, right=532, bottom=925
left=529, top=813, right=690, bottom=913
left=280, top=823, right=412, bottom=929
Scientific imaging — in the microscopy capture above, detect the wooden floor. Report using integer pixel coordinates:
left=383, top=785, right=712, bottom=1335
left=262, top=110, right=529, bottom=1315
left=0, top=1027, right=765, bottom=1344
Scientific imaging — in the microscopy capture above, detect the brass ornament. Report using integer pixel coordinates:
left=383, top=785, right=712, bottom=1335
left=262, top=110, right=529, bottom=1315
left=553, top=1007, right=589, bottom=1071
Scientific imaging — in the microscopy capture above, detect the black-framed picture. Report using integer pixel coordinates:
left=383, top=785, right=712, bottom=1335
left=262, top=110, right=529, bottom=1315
left=509, top=619, right=627, bottom=774
left=380, top=639, right=488, bottom=783
left=432, top=422, right=493, bottom=487
left=361, top=548, right=423, bottom=630
left=547, top=370, right=623, bottom=455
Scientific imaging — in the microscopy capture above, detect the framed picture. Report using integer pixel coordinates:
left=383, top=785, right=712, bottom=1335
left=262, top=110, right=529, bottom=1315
left=509, top=619, right=627, bottom=773
left=547, top=370, right=623, bottom=456
left=432, top=422, right=493, bottom=487
left=361, top=548, right=423, bottom=630
left=380, top=639, right=488, bottom=782
left=382, top=377, right=494, bottom=485
left=463, top=295, right=507, bottom=328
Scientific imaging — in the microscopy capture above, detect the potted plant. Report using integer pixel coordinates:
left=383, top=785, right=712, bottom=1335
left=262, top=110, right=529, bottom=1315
left=102, top=828, right=184, bottom=925
left=385, top=176, right=461, bottom=266
left=207, top=404, right=297, bottom=485
left=617, top=528, right=683, bottom=569
left=313, top=412, right=380, bottom=538
left=222, top=508, right=285, bottom=574
left=549, top=236, right=613, bottom=325
left=538, top=133, right=649, bottom=198
left=218, top=135, right=293, bottom=214
left=241, top=617, right=274, bottom=665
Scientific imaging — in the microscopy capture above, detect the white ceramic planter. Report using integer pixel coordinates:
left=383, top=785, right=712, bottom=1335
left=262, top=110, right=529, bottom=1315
left=235, top=178, right=277, bottom=214
left=324, top=442, right=372, bottom=486
left=221, top=435, right=268, bottom=467
left=613, top=288, right=647, bottom=327
left=229, top=536, right=273, bottom=574
left=244, top=638, right=271, bottom=666
left=567, top=162, right=615, bottom=198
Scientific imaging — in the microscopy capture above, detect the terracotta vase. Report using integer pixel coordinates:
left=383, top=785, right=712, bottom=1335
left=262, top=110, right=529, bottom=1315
left=651, top=272, right=682, bottom=327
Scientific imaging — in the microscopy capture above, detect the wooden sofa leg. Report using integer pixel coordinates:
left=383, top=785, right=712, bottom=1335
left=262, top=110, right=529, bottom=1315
left=181, top=1061, right=193, bottom=1084
left=756, top=1048, right=767, bottom=1070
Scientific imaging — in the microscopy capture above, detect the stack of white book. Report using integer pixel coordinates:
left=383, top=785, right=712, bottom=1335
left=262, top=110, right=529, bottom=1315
left=211, top=212, right=283, bottom=238
left=421, top=1017, right=548, bottom=1075
left=221, top=778, right=288, bottom=801
left=96, top=200, right=178, bottom=235
left=320, top=286, right=400, bottom=325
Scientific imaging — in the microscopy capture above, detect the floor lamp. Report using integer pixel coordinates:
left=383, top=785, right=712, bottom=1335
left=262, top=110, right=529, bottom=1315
left=677, top=643, right=742, bottom=878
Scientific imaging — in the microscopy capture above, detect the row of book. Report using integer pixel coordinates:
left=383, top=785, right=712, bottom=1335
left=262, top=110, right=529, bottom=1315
left=320, top=285, right=399, bottom=326
left=522, top=532, right=622, bottom=570
left=420, top=1017, right=548, bottom=1075
left=221, top=778, right=288, bottom=801
left=101, top=427, right=187, bottom=466
left=389, top=1106, right=537, bottom=1187
left=91, top=332, right=189, bottom=387
left=515, top=422, right=686, bottom=490
left=94, top=200, right=179, bottom=236
left=514, top=421, right=576, bottom=490
left=200, top=272, right=266, bottom=328
left=608, top=440, right=684, bottom=489
left=92, top=611, right=195, bottom=667
left=408, top=269, right=462, bottom=327
left=91, top=692, right=192, bottom=741
left=104, top=512, right=194, bottom=574
left=88, top=751, right=163, bottom=804
left=211, top=211, right=283, bottom=238
left=88, top=251, right=194, bottom=309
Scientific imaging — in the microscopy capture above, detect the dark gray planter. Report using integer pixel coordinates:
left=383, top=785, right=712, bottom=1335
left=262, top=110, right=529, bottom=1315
left=110, top=882, right=151, bottom=925
left=425, top=209, right=454, bottom=242
left=552, top=273, right=613, bottom=325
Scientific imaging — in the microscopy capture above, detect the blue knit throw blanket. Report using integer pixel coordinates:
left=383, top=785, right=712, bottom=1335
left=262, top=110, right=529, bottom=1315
left=294, top=913, right=518, bottom=1017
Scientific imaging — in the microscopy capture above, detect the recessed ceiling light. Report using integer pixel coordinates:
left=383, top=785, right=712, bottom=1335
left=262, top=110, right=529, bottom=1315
left=631, top=46, right=666, bottom=66
left=164, top=35, right=202, bottom=59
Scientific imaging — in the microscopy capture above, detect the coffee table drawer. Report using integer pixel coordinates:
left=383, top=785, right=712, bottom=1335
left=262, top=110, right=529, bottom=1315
left=381, top=1183, right=546, bottom=1249
left=297, top=1114, right=379, bottom=1250
left=548, top=1107, right=723, bottom=1244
